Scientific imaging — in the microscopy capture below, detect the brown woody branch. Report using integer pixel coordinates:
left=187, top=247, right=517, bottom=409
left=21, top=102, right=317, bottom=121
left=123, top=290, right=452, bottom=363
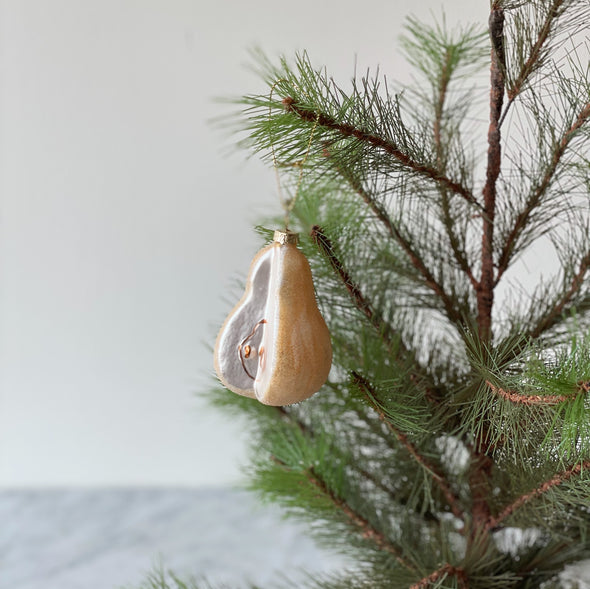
left=307, top=469, right=415, bottom=569
left=306, top=468, right=417, bottom=570
left=499, top=0, right=566, bottom=127
left=495, top=102, right=590, bottom=285
left=277, top=405, right=413, bottom=512
left=270, top=454, right=417, bottom=571
left=282, top=97, right=480, bottom=207
left=272, top=407, right=413, bottom=552
left=487, top=380, right=570, bottom=406
left=478, top=5, right=505, bottom=342
left=410, top=563, right=468, bottom=589
left=313, top=177, right=465, bottom=327
left=310, top=225, right=442, bottom=402
left=508, top=0, right=565, bottom=99
left=439, top=181, right=479, bottom=291
left=353, top=371, right=464, bottom=522
left=486, top=459, right=590, bottom=531
left=467, top=7, right=506, bottom=544
left=310, top=225, right=397, bottom=345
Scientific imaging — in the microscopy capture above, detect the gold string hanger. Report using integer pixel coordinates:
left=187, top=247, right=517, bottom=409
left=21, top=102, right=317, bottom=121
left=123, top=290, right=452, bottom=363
left=268, top=79, right=320, bottom=230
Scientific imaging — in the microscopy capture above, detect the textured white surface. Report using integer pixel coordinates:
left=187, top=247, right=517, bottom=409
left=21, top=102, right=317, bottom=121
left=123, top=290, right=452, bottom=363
left=0, top=488, right=347, bottom=589
left=3, top=488, right=590, bottom=588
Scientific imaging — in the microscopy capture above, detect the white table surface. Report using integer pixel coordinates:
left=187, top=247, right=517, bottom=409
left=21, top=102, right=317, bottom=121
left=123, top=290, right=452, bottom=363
left=0, top=488, right=346, bottom=589
left=3, top=488, right=590, bottom=589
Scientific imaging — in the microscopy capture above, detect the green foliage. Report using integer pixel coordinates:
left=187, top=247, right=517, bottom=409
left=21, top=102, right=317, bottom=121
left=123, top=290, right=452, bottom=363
left=462, top=334, right=590, bottom=469
left=205, top=2, right=590, bottom=588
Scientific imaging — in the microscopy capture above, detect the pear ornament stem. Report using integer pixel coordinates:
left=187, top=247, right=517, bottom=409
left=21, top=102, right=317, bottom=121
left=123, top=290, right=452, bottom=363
left=214, top=230, right=332, bottom=406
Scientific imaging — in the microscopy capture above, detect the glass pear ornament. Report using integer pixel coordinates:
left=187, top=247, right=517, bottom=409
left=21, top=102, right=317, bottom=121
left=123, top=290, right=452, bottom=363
left=214, top=230, right=332, bottom=406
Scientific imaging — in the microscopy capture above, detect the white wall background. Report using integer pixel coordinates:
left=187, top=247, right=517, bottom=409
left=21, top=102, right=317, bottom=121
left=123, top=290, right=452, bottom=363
left=0, top=0, right=489, bottom=486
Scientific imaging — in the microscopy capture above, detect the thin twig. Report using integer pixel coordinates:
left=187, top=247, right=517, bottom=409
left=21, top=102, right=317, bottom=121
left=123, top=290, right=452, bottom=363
left=313, top=179, right=465, bottom=328
left=439, top=186, right=479, bottom=290
left=278, top=403, right=442, bottom=524
left=495, top=103, right=590, bottom=285
left=487, top=380, right=569, bottom=406
left=324, top=382, right=405, bottom=454
left=410, top=563, right=468, bottom=589
left=276, top=405, right=408, bottom=508
left=433, top=49, right=452, bottom=157
left=434, top=50, right=479, bottom=291
left=324, top=154, right=395, bottom=242
left=270, top=455, right=415, bottom=568
left=499, top=0, right=566, bottom=128
left=353, top=371, right=465, bottom=522
left=270, top=453, right=417, bottom=571
left=486, top=460, right=590, bottom=531
left=310, top=225, right=442, bottom=401
left=282, top=97, right=480, bottom=207
left=310, top=225, right=396, bottom=344
left=306, top=468, right=417, bottom=570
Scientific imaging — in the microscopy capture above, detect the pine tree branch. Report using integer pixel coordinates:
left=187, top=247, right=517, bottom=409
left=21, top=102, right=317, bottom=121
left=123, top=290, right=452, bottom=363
left=486, top=460, right=590, bottom=531
left=305, top=467, right=418, bottom=571
left=324, top=382, right=408, bottom=456
left=310, top=224, right=399, bottom=345
left=311, top=225, right=446, bottom=403
left=478, top=4, right=505, bottom=342
left=313, top=175, right=466, bottom=328
left=353, top=371, right=465, bottom=522
left=280, top=402, right=443, bottom=525
left=276, top=405, right=412, bottom=511
left=324, top=158, right=400, bottom=247
left=466, top=7, right=506, bottom=544
left=487, top=380, right=569, bottom=405
left=271, top=451, right=417, bottom=572
left=433, top=50, right=452, bottom=157
left=282, top=97, right=481, bottom=208
left=441, top=192, right=477, bottom=288
left=528, top=249, right=590, bottom=339
left=499, top=0, right=566, bottom=128
left=467, top=451, right=494, bottom=543
left=434, top=51, right=479, bottom=292
left=410, top=563, right=468, bottom=589
left=495, top=102, right=590, bottom=285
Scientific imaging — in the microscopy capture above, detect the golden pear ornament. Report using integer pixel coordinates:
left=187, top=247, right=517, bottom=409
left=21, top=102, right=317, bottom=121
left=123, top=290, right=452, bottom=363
left=214, top=230, right=332, bottom=406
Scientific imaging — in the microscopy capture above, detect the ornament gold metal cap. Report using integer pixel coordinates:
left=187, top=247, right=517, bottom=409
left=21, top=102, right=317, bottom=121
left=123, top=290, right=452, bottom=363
left=273, top=229, right=299, bottom=245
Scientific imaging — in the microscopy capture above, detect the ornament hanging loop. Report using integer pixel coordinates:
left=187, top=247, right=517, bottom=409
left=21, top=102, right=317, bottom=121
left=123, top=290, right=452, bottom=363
left=268, top=80, right=320, bottom=230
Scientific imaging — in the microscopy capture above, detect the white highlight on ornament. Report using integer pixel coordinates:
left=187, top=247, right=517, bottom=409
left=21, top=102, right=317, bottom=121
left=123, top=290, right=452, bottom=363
left=214, top=231, right=332, bottom=406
